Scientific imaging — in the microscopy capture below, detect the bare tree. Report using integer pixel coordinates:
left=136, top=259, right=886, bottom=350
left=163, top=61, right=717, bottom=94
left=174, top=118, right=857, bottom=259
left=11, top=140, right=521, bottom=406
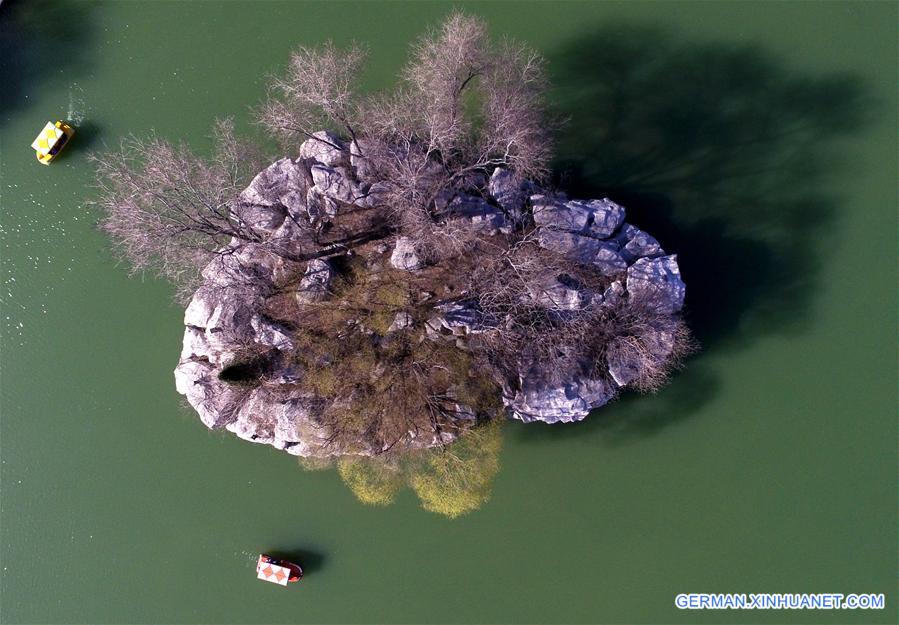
left=98, top=12, right=554, bottom=301
left=362, top=12, right=552, bottom=252
left=92, top=119, right=270, bottom=300
left=257, top=11, right=553, bottom=256
left=257, top=41, right=368, bottom=149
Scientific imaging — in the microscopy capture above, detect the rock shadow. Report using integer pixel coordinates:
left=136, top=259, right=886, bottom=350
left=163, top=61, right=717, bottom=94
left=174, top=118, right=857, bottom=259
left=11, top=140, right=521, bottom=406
left=0, top=0, right=94, bottom=127
left=512, top=23, right=871, bottom=444
left=510, top=365, right=721, bottom=446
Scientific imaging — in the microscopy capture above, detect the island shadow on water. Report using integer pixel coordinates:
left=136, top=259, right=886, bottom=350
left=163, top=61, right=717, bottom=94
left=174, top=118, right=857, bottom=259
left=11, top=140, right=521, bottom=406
left=0, top=0, right=95, bottom=128
left=513, top=23, right=871, bottom=444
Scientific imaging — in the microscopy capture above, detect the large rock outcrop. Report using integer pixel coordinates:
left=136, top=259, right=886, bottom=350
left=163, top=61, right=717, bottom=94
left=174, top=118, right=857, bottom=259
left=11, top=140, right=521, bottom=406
left=174, top=143, right=688, bottom=454
left=502, top=190, right=685, bottom=423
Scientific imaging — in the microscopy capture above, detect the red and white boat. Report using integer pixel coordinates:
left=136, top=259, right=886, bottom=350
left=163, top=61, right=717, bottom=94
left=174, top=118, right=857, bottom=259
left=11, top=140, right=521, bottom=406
left=256, top=554, right=303, bottom=586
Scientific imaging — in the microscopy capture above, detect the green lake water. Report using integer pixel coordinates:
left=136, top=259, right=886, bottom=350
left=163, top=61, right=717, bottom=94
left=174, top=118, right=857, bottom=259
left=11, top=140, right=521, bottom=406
left=1, top=1, right=896, bottom=623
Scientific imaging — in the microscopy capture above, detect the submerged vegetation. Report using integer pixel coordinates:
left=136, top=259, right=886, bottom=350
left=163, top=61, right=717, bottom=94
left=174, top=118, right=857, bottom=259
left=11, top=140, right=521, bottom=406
left=93, top=12, right=693, bottom=517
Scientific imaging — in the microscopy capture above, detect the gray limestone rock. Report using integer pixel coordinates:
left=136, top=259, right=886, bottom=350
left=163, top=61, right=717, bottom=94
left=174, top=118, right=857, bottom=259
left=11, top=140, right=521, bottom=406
left=226, top=387, right=344, bottom=456
left=176, top=139, right=688, bottom=452
left=626, top=255, right=685, bottom=314
left=614, top=224, right=664, bottom=263
left=235, top=202, right=287, bottom=235
left=592, top=242, right=628, bottom=276
left=532, top=196, right=625, bottom=239
left=199, top=244, right=283, bottom=290
left=196, top=295, right=254, bottom=357
left=310, top=164, right=359, bottom=204
left=536, top=228, right=604, bottom=264
left=354, top=181, right=390, bottom=209
left=349, top=138, right=373, bottom=180
left=504, top=373, right=615, bottom=423
left=239, top=157, right=307, bottom=208
left=227, top=389, right=277, bottom=445
left=298, top=131, right=348, bottom=168
left=445, top=194, right=510, bottom=235
left=296, top=259, right=334, bottom=303
left=250, top=314, right=295, bottom=351
left=579, top=198, right=625, bottom=238
left=267, top=219, right=308, bottom=264
left=532, top=194, right=591, bottom=231
left=179, top=326, right=215, bottom=363
left=305, top=186, right=339, bottom=223
left=174, top=359, right=246, bottom=429
left=594, top=280, right=625, bottom=308
left=279, top=189, right=307, bottom=217
left=524, top=272, right=588, bottom=310
left=488, top=167, right=533, bottom=224
left=390, top=236, right=423, bottom=271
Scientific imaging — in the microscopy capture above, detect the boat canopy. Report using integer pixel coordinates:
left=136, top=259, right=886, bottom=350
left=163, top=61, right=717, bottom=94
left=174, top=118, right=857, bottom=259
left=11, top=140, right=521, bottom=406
left=31, top=122, right=63, bottom=155
left=257, top=558, right=292, bottom=586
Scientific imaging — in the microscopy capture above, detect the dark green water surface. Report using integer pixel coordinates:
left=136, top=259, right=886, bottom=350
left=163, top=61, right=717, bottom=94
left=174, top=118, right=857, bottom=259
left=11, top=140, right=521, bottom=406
left=1, top=1, right=896, bottom=623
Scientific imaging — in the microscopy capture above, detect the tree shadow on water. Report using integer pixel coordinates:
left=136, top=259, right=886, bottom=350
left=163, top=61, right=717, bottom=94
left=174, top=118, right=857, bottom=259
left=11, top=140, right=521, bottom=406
left=513, top=23, right=872, bottom=445
left=0, top=0, right=95, bottom=127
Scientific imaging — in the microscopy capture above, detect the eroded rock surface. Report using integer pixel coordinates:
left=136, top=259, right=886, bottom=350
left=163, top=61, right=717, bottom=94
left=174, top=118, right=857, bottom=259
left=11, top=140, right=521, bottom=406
left=390, top=236, right=423, bottom=271
left=444, top=194, right=511, bottom=235
left=488, top=167, right=531, bottom=225
left=239, top=157, right=307, bottom=210
left=626, top=255, right=686, bottom=314
left=505, top=371, right=616, bottom=424
left=296, top=259, right=334, bottom=303
left=299, top=131, right=348, bottom=168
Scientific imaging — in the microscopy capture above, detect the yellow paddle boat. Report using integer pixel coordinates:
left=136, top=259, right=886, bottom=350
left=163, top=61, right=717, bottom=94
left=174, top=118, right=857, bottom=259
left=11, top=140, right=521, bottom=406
left=31, top=120, right=75, bottom=165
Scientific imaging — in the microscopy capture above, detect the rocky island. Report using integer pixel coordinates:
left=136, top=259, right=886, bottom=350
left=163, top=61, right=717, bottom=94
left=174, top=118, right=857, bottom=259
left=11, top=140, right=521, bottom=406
left=94, top=13, right=692, bottom=516
left=174, top=148, right=687, bottom=451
